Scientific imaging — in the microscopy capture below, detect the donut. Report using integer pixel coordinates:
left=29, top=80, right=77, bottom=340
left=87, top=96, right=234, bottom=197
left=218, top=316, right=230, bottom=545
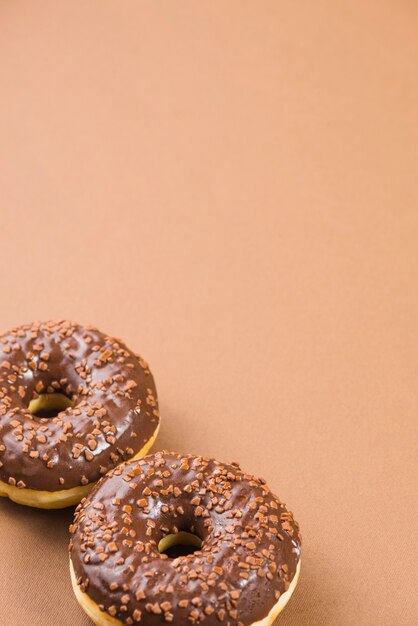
left=69, top=450, right=301, bottom=626
left=0, top=320, right=160, bottom=509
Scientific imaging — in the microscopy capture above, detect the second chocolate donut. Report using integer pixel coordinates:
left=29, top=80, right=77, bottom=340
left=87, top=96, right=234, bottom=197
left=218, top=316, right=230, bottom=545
left=69, top=450, right=301, bottom=625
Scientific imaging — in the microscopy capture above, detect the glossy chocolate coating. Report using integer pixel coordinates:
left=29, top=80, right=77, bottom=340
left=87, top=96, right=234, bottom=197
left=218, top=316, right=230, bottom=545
left=0, top=321, right=159, bottom=491
left=70, top=451, right=301, bottom=625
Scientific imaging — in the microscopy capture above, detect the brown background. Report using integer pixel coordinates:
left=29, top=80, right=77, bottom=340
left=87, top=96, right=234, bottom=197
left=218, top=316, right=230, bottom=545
left=0, top=2, right=417, bottom=625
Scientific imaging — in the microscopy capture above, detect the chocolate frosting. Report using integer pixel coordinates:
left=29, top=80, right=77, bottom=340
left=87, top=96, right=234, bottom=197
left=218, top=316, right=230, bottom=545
left=0, top=321, right=159, bottom=491
left=70, top=451, right=301, bottom=625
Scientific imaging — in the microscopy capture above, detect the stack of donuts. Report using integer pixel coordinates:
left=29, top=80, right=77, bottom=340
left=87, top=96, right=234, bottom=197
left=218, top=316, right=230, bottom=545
left=0, top=320, right=301, bottom=626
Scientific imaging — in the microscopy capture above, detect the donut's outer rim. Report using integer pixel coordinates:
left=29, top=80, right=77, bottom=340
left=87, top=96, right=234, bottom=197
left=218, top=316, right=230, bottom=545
left=69, top=557, right=301, bottom=626
left=0, top=423, right=159, bottom=509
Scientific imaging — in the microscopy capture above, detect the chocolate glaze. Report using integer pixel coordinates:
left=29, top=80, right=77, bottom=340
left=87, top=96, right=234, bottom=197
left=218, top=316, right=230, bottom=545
left=0, top=321, right=159, bottom=491
left=70, top=451, right=301, bottom=625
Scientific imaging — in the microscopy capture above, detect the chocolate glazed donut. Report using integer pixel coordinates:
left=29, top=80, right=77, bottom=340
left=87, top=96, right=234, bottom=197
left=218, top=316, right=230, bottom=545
left=0, top=321, right=160, bottom=508
left=69, top=451, right=301, bottom=626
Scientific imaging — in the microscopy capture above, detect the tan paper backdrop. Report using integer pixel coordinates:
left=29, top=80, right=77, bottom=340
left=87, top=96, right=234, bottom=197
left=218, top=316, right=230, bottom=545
left=0, top=2, right=417, bottom=625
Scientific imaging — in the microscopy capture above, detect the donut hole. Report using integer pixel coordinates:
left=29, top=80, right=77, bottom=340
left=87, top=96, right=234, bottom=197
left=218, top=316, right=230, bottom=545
left=28, top=392, right=73, bottom=418
left=158, top=531, right=202, bottom=558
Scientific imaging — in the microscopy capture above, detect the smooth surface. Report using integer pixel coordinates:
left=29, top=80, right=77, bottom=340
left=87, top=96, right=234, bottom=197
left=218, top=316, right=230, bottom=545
left=0, top=2, right=417, bottom=625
